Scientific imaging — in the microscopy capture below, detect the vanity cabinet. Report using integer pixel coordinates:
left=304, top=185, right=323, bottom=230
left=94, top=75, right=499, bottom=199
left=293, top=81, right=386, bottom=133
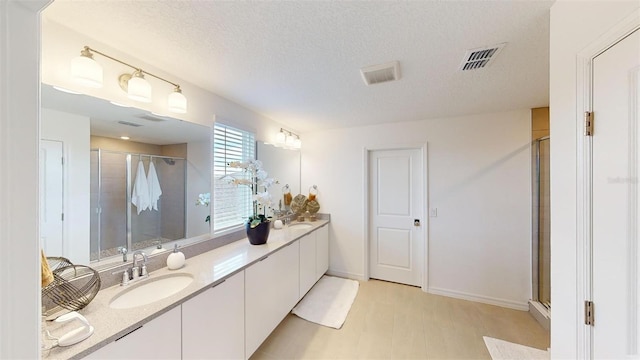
left=84, top=306, right=181, bottom=359
left=182, top=270, right=245, bottom=360
left=79, top=223, right=330, bottom=360
left=245, top=241, right=299, bottom=358
left=299, top=231, right=317, bottom=299
left=299, top=224, right=329, bottom=299
left=316, top=224, right=329, bottom=280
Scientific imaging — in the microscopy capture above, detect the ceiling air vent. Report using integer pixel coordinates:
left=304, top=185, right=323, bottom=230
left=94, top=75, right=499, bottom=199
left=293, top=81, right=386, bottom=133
left=118, top=120, right=142, bottom=127
left=459, top=43, right=506, bottom=71
left=137, top=114, right=167, bottom=122
left=360, top=61, right=400, bottom=86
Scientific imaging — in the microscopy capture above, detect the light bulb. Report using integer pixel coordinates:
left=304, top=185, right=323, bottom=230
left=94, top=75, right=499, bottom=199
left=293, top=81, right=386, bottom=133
left=168, top=87, right=187, bottom=113
left=70, top=48, right=103, bottom=88
left=127, top=71, right=152, bottom=103
left=286, top=134, right=296, bottom=147
left=276, top=131, right=286, bottom=145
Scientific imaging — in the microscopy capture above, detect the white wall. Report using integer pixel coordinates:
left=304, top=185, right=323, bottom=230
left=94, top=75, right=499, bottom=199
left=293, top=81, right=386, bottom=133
left=549, top=1, right=640, bottom=358
left=301, top=109, right=532, bottom=309
left=41, top=108, right=90, bottom=264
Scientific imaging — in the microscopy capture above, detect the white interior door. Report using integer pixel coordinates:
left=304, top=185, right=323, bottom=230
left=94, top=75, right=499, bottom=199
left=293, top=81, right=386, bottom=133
left=592, top=28, right=640, bottom=358
left=40, top=140, right=64, bottom=256
left=369, top=148, right=423, bottom=287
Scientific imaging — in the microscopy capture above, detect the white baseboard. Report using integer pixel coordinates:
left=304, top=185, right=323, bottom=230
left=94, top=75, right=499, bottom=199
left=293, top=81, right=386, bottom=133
left=326, top=269, right=366, bottom=281
left=428, top=286, right=529, bottom=311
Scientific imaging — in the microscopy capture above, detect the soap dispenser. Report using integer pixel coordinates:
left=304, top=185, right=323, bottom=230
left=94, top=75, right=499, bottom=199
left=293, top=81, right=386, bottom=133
left=167, top=244, right=185, bottom=270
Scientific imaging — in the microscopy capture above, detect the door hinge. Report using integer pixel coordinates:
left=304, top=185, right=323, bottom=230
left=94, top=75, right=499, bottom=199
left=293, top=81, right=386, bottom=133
left=584, top=111, right=594, bottom=136
left=61, top=213, right=64, bottom=221
left=585, top=300, right=594, bottom=326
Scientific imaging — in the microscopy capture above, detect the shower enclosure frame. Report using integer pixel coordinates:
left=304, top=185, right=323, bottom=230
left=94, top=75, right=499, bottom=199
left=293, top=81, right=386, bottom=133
left=92, top=148, right=187, bottom=262
left=532, top=136, right=551, bottom=310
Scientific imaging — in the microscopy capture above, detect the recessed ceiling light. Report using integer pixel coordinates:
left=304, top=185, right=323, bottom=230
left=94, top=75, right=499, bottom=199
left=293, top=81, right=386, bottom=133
left=120, top=136, right=130, bottom=140
left=110, top=101, right=130, bottom=108
left=53, top=86, right=81, bottom=95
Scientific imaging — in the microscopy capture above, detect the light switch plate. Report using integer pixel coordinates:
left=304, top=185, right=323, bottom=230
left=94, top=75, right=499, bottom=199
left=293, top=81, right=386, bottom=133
left=429, top=208, right=438, bottom=217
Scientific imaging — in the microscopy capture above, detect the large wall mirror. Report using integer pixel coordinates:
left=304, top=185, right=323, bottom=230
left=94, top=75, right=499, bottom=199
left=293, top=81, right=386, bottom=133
left=256, top=141, right=300, bottom=217
left=40, top=84, right=212, bottom=269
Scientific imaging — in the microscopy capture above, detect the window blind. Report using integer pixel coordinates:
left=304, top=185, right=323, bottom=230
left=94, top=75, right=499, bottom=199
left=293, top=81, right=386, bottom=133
left=213, top=123, right=255, bottom=234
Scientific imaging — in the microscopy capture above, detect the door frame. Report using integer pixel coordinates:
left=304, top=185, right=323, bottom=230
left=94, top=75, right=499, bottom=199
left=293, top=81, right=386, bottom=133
left=362, top=143, right=429, bottom=291
left=577, top=9, right=640, bottom=359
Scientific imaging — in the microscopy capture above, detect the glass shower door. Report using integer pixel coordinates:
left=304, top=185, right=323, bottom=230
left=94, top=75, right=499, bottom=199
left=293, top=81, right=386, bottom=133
left=535, top=138, right=551, bottom=308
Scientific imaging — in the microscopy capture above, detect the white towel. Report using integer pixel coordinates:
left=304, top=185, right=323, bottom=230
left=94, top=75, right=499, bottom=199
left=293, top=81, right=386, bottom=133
left=131, top=160, right=150, bottom=214
left=147, top=161, right=162, bottom=211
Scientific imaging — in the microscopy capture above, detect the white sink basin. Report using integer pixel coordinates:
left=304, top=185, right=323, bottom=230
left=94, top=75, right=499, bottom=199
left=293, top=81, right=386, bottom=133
left=109, top=273, right=194, bottom=309
left=289, top=222, right=313, bottom=230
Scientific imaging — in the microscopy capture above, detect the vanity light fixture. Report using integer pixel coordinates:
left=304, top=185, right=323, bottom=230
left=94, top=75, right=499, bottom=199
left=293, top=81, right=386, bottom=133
left=71, top=46, right=187, bottom=113
left=120, top=136, right=130, bottom=140
left=276, top=128, right=301, bottom=149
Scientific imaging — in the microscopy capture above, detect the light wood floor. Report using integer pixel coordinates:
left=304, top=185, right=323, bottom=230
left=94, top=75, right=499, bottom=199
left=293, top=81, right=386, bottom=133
left=251, top=279, right=549, bottom=359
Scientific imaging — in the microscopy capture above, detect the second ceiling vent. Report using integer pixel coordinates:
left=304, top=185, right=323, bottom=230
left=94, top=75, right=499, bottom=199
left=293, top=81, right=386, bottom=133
left=360, top=61, right=401, bottom=86
left=460, top=43, right=506, bottom=71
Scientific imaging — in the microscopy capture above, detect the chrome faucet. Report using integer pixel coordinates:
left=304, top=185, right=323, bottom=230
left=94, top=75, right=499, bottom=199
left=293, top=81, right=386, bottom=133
left=118, top=247, right=128, bottom=262
left=131, top=250, right=149, bottom=280
left=113, top=250, right=149, bottom=286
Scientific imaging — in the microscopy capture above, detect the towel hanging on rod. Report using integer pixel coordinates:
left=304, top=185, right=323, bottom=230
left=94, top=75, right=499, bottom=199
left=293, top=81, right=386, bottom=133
left=131, top=160, right=150, bottom=214
left=147, top=161, right=162, bottom=211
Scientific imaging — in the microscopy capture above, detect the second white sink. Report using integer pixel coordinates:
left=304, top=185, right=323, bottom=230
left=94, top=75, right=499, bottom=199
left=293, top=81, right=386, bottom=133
left=109, top=273, right=194, bottom=309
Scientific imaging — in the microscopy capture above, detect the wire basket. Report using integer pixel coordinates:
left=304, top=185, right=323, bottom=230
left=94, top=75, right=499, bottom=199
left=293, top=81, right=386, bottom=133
left=42, top=257, right=101, bottom=312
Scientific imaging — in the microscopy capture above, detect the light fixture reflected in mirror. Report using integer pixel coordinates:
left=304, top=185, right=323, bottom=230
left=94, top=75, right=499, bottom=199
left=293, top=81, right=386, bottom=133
left=70, top=45, right=187, bottom=113
left=275, top=128, right=301, bottom=149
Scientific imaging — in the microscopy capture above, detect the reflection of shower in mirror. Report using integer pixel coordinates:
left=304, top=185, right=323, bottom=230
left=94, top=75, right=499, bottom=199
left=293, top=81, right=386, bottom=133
left=40, top=84, right=213, bottom=269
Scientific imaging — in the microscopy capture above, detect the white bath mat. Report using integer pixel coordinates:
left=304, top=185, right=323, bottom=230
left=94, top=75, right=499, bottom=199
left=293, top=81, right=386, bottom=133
left=483, top=336, right=549, bottom=360
left=292, top=275, right=359, bottom=329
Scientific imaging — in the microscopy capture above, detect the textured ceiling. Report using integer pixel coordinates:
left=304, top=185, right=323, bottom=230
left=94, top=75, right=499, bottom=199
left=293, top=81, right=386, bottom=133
left=43, top=1, right=552, bottom=133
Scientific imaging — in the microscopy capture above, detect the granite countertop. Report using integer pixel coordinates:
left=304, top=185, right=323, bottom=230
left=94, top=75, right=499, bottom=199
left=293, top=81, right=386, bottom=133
left=44, top=220, right=329, bottom=360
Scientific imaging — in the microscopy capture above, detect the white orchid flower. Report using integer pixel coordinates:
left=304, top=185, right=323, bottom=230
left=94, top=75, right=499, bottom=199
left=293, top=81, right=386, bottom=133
left=228, top=161, right=247, bottom=168
left=196, top=192, right=211, bottom=206
left=256, top=169, right=268, bottom=180
left=253, top=191, right=273, bottom=207
left=232, top=178, right=252, bottom=186
left=261, top=177, right=276, bottom=188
